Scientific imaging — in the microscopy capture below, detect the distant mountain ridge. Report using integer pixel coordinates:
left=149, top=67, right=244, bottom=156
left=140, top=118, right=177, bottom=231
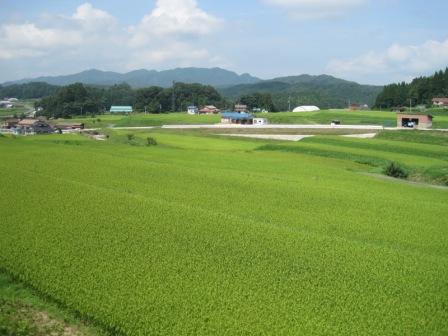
left=4, top=68, right=261, bottom=88
left=2, top=68, right=383, bottom=109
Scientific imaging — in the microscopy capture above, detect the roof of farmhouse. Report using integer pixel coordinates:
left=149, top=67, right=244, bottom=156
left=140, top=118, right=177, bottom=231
left=221, top=112, right=254, bottom=120
left=110, top=106, right=133, bottom=113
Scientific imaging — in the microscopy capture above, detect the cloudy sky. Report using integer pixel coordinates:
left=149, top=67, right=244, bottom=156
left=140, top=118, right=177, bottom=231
left=0, top=0, right=447, bottom=84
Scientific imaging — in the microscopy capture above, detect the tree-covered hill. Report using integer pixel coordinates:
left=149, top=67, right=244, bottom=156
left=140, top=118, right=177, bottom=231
left=35, top=82, right=227, bottom=118
left=374, top=68, right=448, bottom=109
left=0, top=82, right=59, bottom=99
left=220, top=75, right=382, bottom=110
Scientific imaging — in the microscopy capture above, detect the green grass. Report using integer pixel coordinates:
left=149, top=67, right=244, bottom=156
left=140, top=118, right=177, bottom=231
left=256, top=134, right=448, bottom=184
left=0, top=271, right=104, bottom=335
left=256, top=109, right=448, bottom=128
left=0, top=133, right=447, bottom=335
left=376, top=130, right=448, bottom=146
left=69, top=113, right=220, bottom=128
left=65, top=110, right=448, bottom=129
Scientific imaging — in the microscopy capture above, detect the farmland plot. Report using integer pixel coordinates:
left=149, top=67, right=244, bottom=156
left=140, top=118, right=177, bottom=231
left=0, top=134, right=447, bottom=335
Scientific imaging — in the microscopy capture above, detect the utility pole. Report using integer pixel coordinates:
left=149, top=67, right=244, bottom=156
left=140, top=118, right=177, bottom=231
left=409, top=99, right=412, bottom=113
left=172, top=81, right=176, bottom=112
left=288, top=96, right=291, bottom=112
left=144, top=106, right=147, bottom=115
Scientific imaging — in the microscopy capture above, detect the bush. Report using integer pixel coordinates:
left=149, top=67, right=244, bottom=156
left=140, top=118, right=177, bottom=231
left=146, top=137, right=157, bottom=146
left=384, top=162, right=408, bottom=179
left=126, top=134, right=135, bottom=141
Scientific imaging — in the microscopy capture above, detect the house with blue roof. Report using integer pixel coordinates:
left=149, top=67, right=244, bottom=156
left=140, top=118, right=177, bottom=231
left=221, top=112, right=255, bottom=125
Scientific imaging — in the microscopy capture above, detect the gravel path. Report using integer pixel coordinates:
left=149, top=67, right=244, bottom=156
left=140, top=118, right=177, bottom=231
left=163, top=124, right=386, bottom=130
left=341, top=133, right=377, bottom=138
left=219, top=134, right=315, bottom=141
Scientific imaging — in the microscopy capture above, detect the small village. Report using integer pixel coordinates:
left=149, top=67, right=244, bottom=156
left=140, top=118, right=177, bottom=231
left=1, top=97, right=447, bottom=136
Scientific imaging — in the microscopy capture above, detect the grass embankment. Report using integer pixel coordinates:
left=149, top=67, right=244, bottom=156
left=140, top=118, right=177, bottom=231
left=0, top=271, right=104, bottom=336
left=256, top=109, right=448, bottom=128
left=0, top=132, right=447, bottom=335
left=257, top=130, right=448, bottom=186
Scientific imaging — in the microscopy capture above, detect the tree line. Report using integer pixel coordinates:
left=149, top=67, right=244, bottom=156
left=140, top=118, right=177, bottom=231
left=35, top=82, right=230, bottom=118
left=34, top=82, right=278, bottom=118
left=374, top=68, right=448, bottom=109
left=1, top=81, right=278, bottom=117
left=0, top=82, right=59, bottom=99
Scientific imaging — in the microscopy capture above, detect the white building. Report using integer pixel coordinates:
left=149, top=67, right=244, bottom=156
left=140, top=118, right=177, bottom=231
left=292, top=105, right=320, bottom=112
left=187, top=106, right=199, bottom=115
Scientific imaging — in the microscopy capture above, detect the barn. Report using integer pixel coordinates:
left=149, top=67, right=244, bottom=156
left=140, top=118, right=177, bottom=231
left=397, top=113, right=433, bottom=129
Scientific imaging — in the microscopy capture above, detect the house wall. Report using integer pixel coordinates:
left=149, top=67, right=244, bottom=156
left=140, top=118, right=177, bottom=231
left=253, top=118, right=268, bottom=125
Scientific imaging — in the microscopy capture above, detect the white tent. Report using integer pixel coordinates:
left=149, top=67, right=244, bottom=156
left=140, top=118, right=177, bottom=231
left=292, top=105, right=320, bottom=112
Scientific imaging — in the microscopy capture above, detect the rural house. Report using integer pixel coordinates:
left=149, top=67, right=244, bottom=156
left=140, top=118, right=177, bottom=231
left=432, top=98, right=448, bottom=106
left=221, top=112, right=254, bottom=124
left=234, top=104, right=248, bottom=113
left=397, top=113, right=433, bottom=129
left=187, top=106, right=198, bottom=115
left=17, top=119, right=53, bottom=134
left=110, top=106, right=133, bottom=114
left=1, top=118, right=19, bottom=129
left=199, top=105, right=220, bottom=114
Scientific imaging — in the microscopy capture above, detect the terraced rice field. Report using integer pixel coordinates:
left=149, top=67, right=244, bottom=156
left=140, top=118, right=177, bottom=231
left=0, top=131, right=447, bottom=335
left=67, top=109, right=448, bottom=129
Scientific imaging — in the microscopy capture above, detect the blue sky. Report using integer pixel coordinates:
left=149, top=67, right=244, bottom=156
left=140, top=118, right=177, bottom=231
left=0, top=0, right=447, bottom=84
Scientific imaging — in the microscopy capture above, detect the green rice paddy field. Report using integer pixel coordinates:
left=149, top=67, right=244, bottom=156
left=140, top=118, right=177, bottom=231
left=0, top=130, right=447, bottom=335
left=67, top=109, right=448, bottom=128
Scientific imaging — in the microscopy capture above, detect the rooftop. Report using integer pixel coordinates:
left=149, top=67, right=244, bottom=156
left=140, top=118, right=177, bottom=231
left=221, top=112, right=254, bottom=120
left=110, top=106, right=133, bottom=113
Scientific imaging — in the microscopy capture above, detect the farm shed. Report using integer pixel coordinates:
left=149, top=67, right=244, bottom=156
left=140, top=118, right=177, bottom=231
left=54, top=122, right=85, bottom=131
left=253, top=118, right=268, bottom=125
left=349, top=104, right=369, bottom=110
left=397, top=113, right=433, bottom=129
left=110, top=106, right=133, bottom=114
left=293, top=106, right=320, bottom=112
left=221, top=112, right=254, bottom=124
left=17, top=119, right=53, bottom=134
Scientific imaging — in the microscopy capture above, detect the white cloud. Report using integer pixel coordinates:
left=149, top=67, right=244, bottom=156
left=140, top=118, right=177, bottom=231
left=263, top=0, right=367, bottom=20
left=0, top=1, right=226, bottom=79
left=72, top=3, right=117, bottom=31
left=0, top=23, right=82, bottom=59
left=130, top=0, right=221, bottom=47
left=327, top=38, right=448, bottom=83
